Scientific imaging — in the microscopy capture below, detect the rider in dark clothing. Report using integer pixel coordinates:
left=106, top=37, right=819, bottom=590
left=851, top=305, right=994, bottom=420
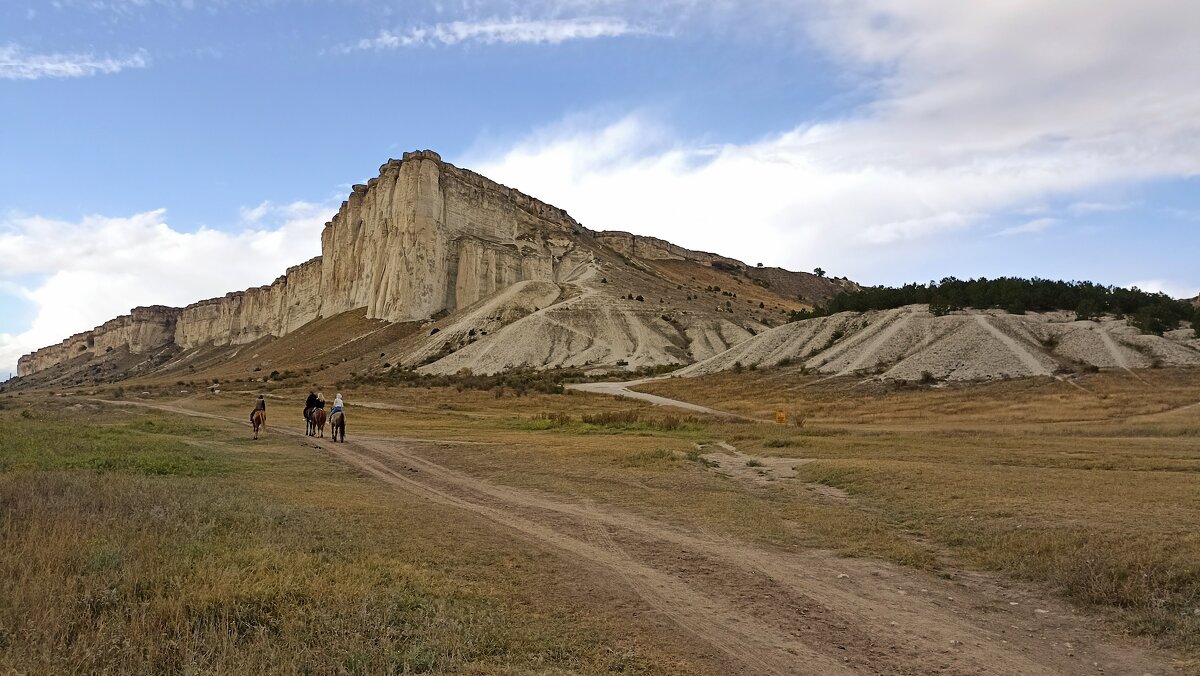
left=250, top=395, right=266, bottom=423
left=304, top=391, right=319, bottom=421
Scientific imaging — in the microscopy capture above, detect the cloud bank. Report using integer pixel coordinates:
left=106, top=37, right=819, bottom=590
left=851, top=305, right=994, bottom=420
left=0, top=202, right=332, bottom=377
left=466, top=0, right=1200, bottom=281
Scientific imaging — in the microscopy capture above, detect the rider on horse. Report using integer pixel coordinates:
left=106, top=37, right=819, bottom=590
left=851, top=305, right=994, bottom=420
left=331, top=393, right=344, bottom=415
left=250, top=394, right=266, bottom=423
left=304, top=390, right=319, bottom=423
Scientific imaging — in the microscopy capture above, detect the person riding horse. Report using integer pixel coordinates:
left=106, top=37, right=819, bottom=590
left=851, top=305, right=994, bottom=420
left=250, top=394, right=266, bottom=424
left=304, top=391, right=320, bottom=424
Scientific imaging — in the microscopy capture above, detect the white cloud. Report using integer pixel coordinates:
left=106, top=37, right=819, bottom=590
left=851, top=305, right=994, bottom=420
left=1068, top=202, right=1131, bottom=216
left=1126, top=280, right=1200, bottom=301
left=995, top=218, right=1057, bottom=237
left=0, top=202, right=333, bottom=377
left=464, top=1, right=1200, bottom=280
left=0, top=44, right=148, bottom=80
left=343, top=17, right=651, bottom=51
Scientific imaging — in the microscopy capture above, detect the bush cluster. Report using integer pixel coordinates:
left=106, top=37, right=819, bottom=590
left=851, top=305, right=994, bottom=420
left=350, top=367, right=589, bottom=395
left=789, top=277, right=1199, bottom=336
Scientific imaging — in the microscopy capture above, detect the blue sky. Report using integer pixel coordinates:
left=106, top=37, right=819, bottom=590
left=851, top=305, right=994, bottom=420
left=2, top=0, right=1199, bottom=375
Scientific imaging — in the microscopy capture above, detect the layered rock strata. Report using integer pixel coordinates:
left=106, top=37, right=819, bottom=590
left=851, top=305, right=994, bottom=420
left=18, top=151, right=591, bottom=376
left=17, top=306, right=179, bottom=377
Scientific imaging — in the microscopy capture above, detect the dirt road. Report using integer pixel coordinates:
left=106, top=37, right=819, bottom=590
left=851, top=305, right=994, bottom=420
left=566, top=379, right=752, bottom=419
left=105, top=399, right=1180, bottom=674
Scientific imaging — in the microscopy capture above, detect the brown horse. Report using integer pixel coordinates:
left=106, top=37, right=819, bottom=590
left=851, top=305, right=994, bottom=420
left=330, top=410, right=345, bottom=442
left=252, top=410, right=266, bottom=440
left=309, top=408, right=327, bottom=438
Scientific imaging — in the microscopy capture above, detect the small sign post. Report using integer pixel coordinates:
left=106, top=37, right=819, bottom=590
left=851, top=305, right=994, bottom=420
left=775, top=409, right=787, bottom=426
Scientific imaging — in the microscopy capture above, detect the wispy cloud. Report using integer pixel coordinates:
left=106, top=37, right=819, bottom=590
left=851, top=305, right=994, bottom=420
left=0, top=44, right=148, bottom=80
left=1068, top=201, right=1132, bottom=216
left=343, top=17, right=653, bottom=52
left=995, top=218, right=1058, bottom=237
left=466, top=1, right=1200, bottom=283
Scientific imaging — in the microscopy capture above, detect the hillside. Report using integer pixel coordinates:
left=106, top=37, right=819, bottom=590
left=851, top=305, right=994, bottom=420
left=680, top=306, right=1200, bottom=381
left=10, top=151, right=847, bottom=388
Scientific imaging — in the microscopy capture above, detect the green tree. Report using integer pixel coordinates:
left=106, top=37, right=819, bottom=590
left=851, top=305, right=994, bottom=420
left=814, top=267, right=826, bottom=278
left=1075, top=298, right=1101, bottom=321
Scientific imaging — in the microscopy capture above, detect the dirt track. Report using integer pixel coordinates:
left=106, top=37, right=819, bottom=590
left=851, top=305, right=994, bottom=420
left=566, top=379, right=752, bottom=419
left=105, top=399, right=1180, bottom=675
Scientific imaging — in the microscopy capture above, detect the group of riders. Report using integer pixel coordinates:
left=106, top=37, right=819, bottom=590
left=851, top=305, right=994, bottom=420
left=302, top=391, right=344, bottom=423
left=249, top=390, right=345, bottom=439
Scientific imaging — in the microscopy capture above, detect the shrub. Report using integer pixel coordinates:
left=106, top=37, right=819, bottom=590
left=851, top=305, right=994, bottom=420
left=616, top=449, right=679, bottom=468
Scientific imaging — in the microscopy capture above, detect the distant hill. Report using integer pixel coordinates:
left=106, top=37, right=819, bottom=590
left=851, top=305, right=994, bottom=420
left=680, top=306, right=1200, bottom=382
left=11, top=153, right=1198, bottom=392
left=11, top=151, right=849, bottom=389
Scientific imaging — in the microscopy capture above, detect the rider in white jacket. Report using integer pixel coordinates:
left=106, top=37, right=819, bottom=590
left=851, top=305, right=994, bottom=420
left=332, top=393, right=344, bottom=414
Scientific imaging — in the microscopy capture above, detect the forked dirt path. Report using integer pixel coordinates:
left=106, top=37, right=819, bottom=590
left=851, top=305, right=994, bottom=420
left=102, top=399, right=1181, bottom=675
left=567, top=379, right=754, bottom=419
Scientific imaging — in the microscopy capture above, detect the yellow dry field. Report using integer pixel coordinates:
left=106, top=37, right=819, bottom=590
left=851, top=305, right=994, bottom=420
left=2, top=366, right=1198, bottom=673
left=636, top=368, right=1200, bottom=642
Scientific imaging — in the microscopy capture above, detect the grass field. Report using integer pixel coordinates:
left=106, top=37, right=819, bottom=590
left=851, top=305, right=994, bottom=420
left=637, top=368, right=1200, bottom=649
left=0, top=401, right=714, bottom=674
left=3, top=366, right=1199, bottom=671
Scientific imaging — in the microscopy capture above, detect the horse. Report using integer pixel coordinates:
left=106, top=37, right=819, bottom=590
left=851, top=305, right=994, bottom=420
left=330, top=410, right=345, bottom=442
left=252, top=410, right=266, bottom=440
left=309, top=408, right=327, bottom=438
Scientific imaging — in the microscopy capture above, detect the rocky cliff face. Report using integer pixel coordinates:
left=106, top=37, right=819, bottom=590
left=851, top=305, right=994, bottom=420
left=317, top=151, right=583, bottom=323
left=17, top=306, right=179, bottom=377
left=593, top=231, right=742, bottom=268
left=17, top=151, right=599, bottom=376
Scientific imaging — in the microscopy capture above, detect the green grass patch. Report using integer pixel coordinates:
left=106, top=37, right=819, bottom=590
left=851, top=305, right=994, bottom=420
left=0, top=403, right=679, bottom=674
left=0, top=409, right=225, bottom=476
left=510, top=410, right=709, bottom=437
left=616, top=448, right=682, bottom=468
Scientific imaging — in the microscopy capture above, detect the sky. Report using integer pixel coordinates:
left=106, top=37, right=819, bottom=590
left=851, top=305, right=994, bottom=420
left=2, top=0, right=1199, bottom=377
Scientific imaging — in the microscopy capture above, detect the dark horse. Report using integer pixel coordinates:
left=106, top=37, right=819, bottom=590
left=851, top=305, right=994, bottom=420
left=330, top=410, right=346, bottom=442
left=252, top=410, right=266, bottom=440
left=308, top=408, right=327, bottom=438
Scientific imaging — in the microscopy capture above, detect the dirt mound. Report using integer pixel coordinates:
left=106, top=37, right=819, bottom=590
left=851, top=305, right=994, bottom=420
left=679, top=306, right=1200, bottom=381
left=417, top=291, right=755, bottom=375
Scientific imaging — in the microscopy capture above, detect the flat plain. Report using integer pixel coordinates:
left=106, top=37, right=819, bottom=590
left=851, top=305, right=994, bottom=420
left=1, top=366, right=1197, bottom=673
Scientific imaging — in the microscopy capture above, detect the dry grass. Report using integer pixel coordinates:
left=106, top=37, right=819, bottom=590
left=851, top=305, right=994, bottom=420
left=10, top=365, right=1200, bottom=659
left=635, top=367, right=1200, bottom=650
left=0, top=401, right=711, bottom=674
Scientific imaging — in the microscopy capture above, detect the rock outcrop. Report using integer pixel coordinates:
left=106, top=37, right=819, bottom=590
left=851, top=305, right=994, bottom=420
left=679, top=306, right=1200, bottom=381
left=16, top=150, right=857, bottom=381
left=593, top=231, right=743, bottom=268
left=17, top=306, right=179, bottom=377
